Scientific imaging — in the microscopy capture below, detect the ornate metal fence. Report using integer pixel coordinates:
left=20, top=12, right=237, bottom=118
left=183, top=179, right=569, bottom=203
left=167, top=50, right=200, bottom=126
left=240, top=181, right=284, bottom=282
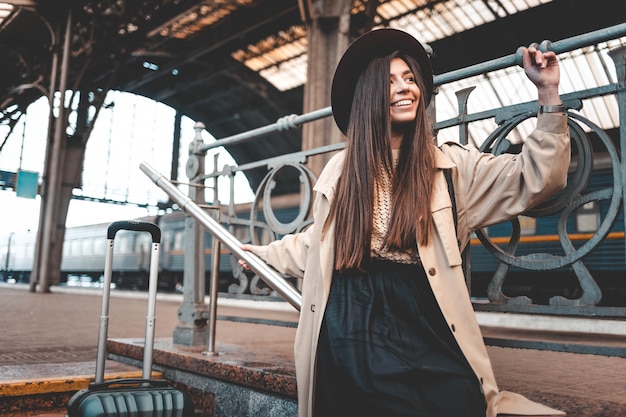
left=182, top=23, right=626, bottom=319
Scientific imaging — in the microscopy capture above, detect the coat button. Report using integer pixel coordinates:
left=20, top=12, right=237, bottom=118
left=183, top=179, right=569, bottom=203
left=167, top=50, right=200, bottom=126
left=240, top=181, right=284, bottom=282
left=310, top=304, right=315, bottom=312
left=450, top=323, right=456, bottom=332
left=428, top=268, right=436, bottom=276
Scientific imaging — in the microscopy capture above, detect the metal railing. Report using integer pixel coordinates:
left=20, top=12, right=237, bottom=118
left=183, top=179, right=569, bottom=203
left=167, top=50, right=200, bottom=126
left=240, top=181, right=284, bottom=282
left=141, top=22, right=626, bottom=351
left=140, top=161, right=302, bottom=309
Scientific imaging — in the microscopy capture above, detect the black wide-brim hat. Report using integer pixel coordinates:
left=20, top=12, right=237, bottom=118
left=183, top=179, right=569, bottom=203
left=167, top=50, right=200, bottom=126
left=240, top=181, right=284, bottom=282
left=331, top=28, right=433, bottom=135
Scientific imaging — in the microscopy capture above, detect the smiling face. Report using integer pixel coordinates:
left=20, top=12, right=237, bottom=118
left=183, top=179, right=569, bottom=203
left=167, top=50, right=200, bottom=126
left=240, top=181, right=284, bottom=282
left=389, top=57, right=421, bottom=137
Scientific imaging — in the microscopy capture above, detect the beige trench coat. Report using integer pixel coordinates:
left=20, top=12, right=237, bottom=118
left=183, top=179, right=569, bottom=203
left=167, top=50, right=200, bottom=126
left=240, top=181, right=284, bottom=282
left=251, top=113, right=570, bottom=417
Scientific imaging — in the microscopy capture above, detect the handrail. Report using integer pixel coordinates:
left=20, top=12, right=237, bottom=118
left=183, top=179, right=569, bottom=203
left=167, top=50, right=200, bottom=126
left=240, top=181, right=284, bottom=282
left=139, top=161, right=302, bottom=311
left=201, top=107, right=333, bottom=151
left=199, top=22, right=626, bottom=152
left=435, top=21, right=626, bottom=86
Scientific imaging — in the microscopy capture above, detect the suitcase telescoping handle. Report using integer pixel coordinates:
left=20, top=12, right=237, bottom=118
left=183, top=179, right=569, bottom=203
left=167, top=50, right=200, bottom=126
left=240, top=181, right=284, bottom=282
left=107, top=220, right=161, bottom=243
left=95, top=220, right=162, bottom=383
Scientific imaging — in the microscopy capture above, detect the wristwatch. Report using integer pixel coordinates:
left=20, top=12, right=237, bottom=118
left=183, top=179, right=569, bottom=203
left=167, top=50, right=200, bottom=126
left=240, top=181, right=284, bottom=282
left=538, top=103, right=566, bottom=114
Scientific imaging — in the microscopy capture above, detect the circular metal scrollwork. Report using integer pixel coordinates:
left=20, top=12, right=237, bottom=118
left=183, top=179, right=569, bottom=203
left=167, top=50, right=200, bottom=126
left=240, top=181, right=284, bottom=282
left=228, top=254, right=248, bottom=295
left=476, top=111, right=622, bottom=306
left=231, top=161, right=316, bottom=295
left=248, top=161, right=316, bottom=243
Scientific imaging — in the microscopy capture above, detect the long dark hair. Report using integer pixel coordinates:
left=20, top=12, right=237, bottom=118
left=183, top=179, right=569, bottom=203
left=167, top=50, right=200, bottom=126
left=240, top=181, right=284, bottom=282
left=330, top=51, right=437, bottom=271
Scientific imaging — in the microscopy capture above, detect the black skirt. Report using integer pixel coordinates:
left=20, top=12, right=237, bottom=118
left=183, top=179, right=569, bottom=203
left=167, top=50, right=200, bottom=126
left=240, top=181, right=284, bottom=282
left=314, top=259, right=486, bottom=417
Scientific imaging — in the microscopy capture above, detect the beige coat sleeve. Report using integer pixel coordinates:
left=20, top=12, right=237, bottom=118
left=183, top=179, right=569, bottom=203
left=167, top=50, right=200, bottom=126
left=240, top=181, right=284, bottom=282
left=250, top=226, right=313, bottom=279
left=443, top=113, right=570, bottom=231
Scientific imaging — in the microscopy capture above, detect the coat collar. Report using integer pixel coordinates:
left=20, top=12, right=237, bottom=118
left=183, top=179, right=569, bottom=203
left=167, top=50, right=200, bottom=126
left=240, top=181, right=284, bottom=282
left=434, top=143, right=456, bottom=169
left=313, top=151, right=345, bottom=200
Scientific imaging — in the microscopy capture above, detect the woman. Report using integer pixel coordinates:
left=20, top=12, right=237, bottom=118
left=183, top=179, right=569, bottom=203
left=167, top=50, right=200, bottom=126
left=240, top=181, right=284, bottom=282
left=240, top=28, right=570, bottom=417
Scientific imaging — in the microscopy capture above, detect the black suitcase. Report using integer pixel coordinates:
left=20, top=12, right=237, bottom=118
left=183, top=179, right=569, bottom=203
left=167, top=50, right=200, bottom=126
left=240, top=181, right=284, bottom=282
left=67, top=220, right=195, bottom=417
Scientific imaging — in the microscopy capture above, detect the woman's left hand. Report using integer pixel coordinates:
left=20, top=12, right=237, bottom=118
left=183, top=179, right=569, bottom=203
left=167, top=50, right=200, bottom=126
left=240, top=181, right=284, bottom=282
left=238, top=244, right=259, bottom=270
left=521, top=45, right=561, bottom=104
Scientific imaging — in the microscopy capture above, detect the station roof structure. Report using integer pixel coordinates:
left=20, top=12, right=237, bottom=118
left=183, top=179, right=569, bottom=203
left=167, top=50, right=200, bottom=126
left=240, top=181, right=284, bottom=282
left=0, top=0, right=624, bottom=196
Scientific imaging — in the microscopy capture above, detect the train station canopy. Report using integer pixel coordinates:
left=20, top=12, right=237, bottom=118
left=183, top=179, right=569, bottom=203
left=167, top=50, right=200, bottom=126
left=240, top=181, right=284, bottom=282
left=0, top=0, right=624, bottom=199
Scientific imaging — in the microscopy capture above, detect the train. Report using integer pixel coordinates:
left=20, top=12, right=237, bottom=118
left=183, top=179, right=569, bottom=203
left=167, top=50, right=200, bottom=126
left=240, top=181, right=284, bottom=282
left=0, top=210, right=235, bottom=293
left=1, top=170, right=624, bottom=305
left=0, top=202, right=302, bottom=295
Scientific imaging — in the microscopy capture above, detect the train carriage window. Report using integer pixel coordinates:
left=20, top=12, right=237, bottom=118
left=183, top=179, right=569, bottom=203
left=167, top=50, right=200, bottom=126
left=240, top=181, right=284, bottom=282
left=82, top=238, right=94, bottom=256
left=116, top=234, right=132, bottom=254
left=93, top=237, right=107, bottom=255
left=70, top=239, right=82, bottom=255
left=173, top=231, right=184, bottom=251
left=136, top=234, right=151, bottom=254
left=519, top=215, right=537, bottom=236
left=576, top=201, right=600, bottom=232
left=63, top=242, right=71, bottom=256
left=162, top=231, right=170, bottom=252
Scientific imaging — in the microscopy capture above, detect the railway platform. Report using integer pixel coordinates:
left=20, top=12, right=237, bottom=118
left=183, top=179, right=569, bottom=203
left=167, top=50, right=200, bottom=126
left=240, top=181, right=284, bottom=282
left=1, top=282, right=625, bottom=416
